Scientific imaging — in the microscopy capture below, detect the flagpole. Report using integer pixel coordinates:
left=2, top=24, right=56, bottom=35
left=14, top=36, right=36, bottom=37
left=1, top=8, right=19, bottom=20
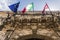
left=33, top=2, right=34, bottom=14
left=45, top=2, right=52, bottom=15
left=45, top=2, right=60, bottom=37
left=45, top=2, right=54, bottom=21
left=48, top=6, right=52, bottom=15
left=8, top=12, right=17, bottom=40
left=8, top=2, right=20, bottom=40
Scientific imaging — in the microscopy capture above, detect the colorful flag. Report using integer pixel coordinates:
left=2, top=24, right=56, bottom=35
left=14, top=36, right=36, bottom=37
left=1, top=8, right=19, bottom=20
left=22, top=3, right=34, bottom=13
left=9, top=2, right=20, bottom=12
left=44, top=3, right=49, bottom=9
left=42, top=3, right=49, bottom=14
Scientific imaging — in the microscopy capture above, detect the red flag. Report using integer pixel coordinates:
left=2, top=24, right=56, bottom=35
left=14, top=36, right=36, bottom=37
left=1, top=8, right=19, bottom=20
left=22, top=3, right=34, bottom=14
left=42, top=3, right=49, bottom=14
left=44, top=3, right=49, bottom=9
left=22, top=7, right=26, bottom=13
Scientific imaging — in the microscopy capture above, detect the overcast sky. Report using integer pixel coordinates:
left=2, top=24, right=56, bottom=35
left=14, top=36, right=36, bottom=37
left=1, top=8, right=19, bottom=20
left=0, top=0, right=60, bottom=11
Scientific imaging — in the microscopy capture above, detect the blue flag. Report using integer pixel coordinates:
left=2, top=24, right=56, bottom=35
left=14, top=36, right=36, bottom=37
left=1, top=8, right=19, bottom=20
left=9, top=2, right=20, bottom=12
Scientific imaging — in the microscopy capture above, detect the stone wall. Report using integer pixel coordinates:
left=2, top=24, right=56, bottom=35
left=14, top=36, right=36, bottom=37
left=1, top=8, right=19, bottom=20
left=0, top=11, right=60, bottom=40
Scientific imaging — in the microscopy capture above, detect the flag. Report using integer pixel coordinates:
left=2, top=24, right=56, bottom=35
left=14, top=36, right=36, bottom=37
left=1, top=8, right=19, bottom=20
left=22, top=3, right=34, bottom=13
left=42, top=3, right=49, bottom=14
left=22, top=7, right=26, bottom=13
left=9, top=2, right=20, bottom=12
left=44, top=3, right=49, bottom=9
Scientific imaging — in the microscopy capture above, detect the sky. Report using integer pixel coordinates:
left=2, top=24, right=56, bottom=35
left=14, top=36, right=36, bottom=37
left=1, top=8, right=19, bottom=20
left=0, top=0, right=60, bottom=11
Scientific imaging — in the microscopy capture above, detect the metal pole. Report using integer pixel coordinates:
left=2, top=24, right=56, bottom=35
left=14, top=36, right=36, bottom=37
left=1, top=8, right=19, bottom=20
left=33, top=2, right=34, bottom=14
left=45, top=2, right=60, bottom=37
left=8, top=12, right=17, bottom=40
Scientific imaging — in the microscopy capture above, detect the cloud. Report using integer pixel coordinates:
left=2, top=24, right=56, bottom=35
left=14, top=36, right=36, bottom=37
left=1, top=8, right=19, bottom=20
left=0, top=0, right=11, bottom=11
left=0, top=0, right=20, bottom=11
